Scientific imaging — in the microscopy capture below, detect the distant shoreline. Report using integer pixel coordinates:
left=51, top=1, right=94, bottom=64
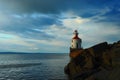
left=0, top=52, right=68, bottom=54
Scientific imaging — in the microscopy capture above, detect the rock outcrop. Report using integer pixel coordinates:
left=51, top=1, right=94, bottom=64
left=64, top=40, right=120, bottom=80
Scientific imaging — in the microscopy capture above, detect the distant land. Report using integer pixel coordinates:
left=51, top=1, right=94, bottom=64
left=0, top=52, right=68, bottom=54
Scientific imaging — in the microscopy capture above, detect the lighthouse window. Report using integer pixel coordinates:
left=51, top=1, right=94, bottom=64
left=77, top=43, right=78, bottom=48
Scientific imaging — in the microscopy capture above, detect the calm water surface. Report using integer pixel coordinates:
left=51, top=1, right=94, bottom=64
left=0, top=53, right=69, bottom=80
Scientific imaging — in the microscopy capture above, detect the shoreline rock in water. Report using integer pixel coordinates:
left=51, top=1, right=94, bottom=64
left=64, top=40, right=120, bottom=80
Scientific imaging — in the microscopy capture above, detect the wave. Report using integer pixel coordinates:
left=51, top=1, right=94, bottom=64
left=0, top=63, right=41, bottom=68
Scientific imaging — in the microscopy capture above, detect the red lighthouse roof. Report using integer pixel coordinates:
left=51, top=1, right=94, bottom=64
left=73, top=30, right=80, bottom=39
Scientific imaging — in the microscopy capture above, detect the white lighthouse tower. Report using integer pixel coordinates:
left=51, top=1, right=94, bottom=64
left=70, top=30, right=82, bottom=51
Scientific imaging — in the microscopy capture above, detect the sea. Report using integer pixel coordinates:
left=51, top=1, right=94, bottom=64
left=0, top=53, right=69, bottom=80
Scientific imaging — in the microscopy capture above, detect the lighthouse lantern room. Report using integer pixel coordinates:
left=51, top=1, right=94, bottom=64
left=71, top=30, right=82, bottom=50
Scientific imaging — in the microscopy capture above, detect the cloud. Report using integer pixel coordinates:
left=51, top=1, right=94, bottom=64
left=42, top=12, right=120, bottom=48
left=0, top=33, right=37, bottom=52
left=0, top=0, right=119, bottom=52
left=0, top=33, right=34, bottom=46
left=0, top=13, right=58, bottom=40
left=0, top=0, right=64, bottom=14
left=0, top=10, right=120, bottom=52
left=0, top=12, right=12, bottom=26
left=89, top=7, right=120, bottom=24
left=0, top=0, right=119, bottom=14
left=62, top=17, right=90, bottom=29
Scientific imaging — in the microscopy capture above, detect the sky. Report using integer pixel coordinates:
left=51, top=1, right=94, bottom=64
left=0, top=0, right=120, bottom=53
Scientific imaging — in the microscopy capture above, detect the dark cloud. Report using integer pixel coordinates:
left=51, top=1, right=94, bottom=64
left=0, top=0, right=119, bottom=14
left=0, top=0, right=64, bottom=13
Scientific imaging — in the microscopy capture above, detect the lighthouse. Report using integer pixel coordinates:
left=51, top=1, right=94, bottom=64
left=70, top=30, right=82, bottom=52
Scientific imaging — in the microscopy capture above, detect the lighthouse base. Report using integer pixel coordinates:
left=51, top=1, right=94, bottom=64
left=70, top=48, right=83, bottom=53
